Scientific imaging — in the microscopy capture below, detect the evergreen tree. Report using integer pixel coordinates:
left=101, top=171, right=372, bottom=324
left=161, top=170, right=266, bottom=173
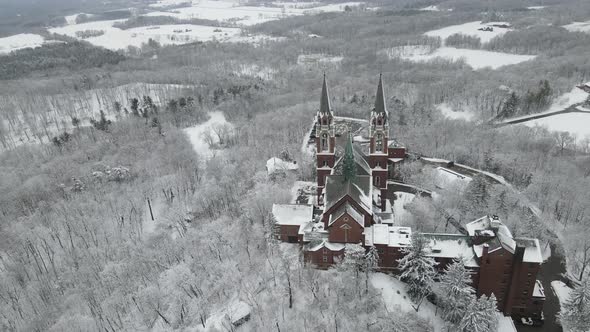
left=364, top=246, right=379, bottom=294
left=130, top=98, right=140, bottom=117
left=465, top=174, right=489, bottom=207
left=343, top=133, right=357, bottom=182
left=500, top=92, right=519, bottom=119
left=90, top=110, right=111, bottom=131
left=459, top=295, right=497, bottom=332
left=439, top=260, right=475, bottom=324
left=560, top=279, right=590, bottom=331
left=397, top=233, right=436, bottom=309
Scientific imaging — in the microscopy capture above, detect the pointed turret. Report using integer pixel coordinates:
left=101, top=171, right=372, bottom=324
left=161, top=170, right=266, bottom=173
left=319, top=73, right=332, bottom=116
left=342, top=133, right=357, bottom=183
left=374, top=73, right=387, bottom=118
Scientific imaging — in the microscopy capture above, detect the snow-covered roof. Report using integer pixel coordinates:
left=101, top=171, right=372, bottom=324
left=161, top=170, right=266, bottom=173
left=532, top=280, right=545, bottom=298
left=307, top=240, right=346, bottom=252
left=466, top=215, right=494, bottom=236
left=515, top=238, right=543, bottom=263
left=266, top=157, right=299, bottom=175
left=422, top=233, right=479, bottom=267
left=324, top=175, right=372, bottom=213
left=272, top=204, right=313, bottom=226
left=467, top=216, right=516, bottom=254
left=364, top=225, right=412, bottom=247
left=329, top=202, right=364, bottom=227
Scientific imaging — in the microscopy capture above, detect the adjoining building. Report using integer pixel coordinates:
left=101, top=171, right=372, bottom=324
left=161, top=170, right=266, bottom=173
left=273, top=75, right=545, bottom=320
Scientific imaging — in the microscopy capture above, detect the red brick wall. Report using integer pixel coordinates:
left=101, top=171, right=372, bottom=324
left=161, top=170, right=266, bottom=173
left=328, top=213, right=364, bottom=244
left=477, top=247, right=514, bottom=311
left=374, top=245, right=405, bottom=270
left=304, top=248, right=344, bottom=269
left=277, top=225, right=301, bottom=243
left=388, top=147, right=406, bottom=159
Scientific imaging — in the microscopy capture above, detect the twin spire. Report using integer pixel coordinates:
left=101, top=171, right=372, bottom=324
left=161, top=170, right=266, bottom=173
left=319, top=73, right=387, bottom=118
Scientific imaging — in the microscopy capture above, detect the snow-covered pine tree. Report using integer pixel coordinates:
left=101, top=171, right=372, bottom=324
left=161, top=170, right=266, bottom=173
left=439, top=259, right=475, bottom=324
left=397, top=233, right=436, bottom=308
left=340, top=243, right=366, bottom=273
left=364, top=246, right=379, bottom=293
left=459, top=295, right=498, bottom=332
left=560, top=279, right=590, bottom=331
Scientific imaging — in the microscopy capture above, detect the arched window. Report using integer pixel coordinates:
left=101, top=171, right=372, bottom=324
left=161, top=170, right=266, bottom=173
left=376, top=133, right=383, bottom=152
left=321, top=133, right=328, bottom=151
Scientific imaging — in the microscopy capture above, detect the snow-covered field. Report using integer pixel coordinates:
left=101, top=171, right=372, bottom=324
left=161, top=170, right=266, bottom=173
left=425, top=21, right=512, bottom=45
left=149, top=0, right=192, bottom=8
left=184, top=111, right=232, bottom=159
left=390, top=45, right=535, bottom=70
left=48, top=20, right=251, bottom=50
left=145, top=0, right=363, bottom=26
left=563, top=20, right=590, bottom=34
left=437, top=103, right=475, bottom=121
left=0, top=33, right=46, bottom=54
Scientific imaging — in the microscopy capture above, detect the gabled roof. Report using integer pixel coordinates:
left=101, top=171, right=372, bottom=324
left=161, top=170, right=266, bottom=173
left=333, top=143, right=371, bottom=176
left=324, top=175, right=372, bottom=213
left=307, top=240, right=345, bottom=252
left=328, top=202, right=364, bottom=227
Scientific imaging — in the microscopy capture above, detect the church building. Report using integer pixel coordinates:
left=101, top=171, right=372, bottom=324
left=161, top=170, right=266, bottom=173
left=273, top=75, right=545, bottom=321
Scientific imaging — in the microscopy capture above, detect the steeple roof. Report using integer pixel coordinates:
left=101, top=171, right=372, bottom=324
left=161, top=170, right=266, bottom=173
left=342, top=133, right=357, bottom=182
left=319, top=74, right=332, bottom=116
left=374, top=74, right=387, bottom=118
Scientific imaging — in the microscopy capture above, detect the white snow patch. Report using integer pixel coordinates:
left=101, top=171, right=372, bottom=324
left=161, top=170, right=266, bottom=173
left=183, top=111, right=232, bottom=160
left=272, top=203, right=313, bottom=226
left=396, top=46, right=535, bottom=70
left=502, top=86, right=589, bottom=124
left=420, top=5, right=440, bottom=11
left=437, top=103, right=475, bottom=121
left=425, top=21, right=512, bottom=45
left=266, top=157, right=299, bottom=175
left=497, top=313, right=517, bottom=332
left=297, top=53, right=343, bottom=66
left=0, top=33, right=46, bottom=54
left=527, top=6, right=546, bottom=10
left=371, top=273, right=447, bottom=332
left=563, top=20, right=590, bottom=34
left=523, top=112, right=590, bottom=138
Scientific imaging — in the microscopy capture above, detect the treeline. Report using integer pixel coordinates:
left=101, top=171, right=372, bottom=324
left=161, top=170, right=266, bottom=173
left=0, top=41, right=126, bottom=80
left=113, top=15, right=223, bottom=30
left=497, top=80, right=552, bottom=119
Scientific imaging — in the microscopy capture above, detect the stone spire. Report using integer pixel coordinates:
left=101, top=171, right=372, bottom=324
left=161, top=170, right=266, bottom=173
left=342, top=133, right=357, bottom=182
left=319, top=73, right=332, bottom=116
left=374, top=73, right=387, bottom=118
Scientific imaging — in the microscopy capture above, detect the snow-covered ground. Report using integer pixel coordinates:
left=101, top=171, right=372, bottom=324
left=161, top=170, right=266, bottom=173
left=0, top=33, right=46, bottom=54
left=500, top=86, right=589, bottom=123
left=527, top=6, right=546, bottom=10
left=297, top=53, right=344, bottom=66
left=184, top=111, right=232, bottom=159
left=425, top=21, right=512, bottom=45
left=563, top=20, right=590, bottom=34
left=523, top=112, right=590, bottom=138
left=393, top=46, right=535, bottom=70
left=145, top=0, right=363, bottom=26
left=48, top=20, right=252, bottom=50
left=437, top=103, right=475, bottom=121
left=392, top=192, right=415, bottom=225
left=371, top=273, right=446, bottom=331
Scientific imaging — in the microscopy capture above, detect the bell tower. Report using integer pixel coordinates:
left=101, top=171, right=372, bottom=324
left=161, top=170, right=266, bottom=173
left=315, top=74, right=336, bottom=205
left=369, top=74, right=389, bottom=211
